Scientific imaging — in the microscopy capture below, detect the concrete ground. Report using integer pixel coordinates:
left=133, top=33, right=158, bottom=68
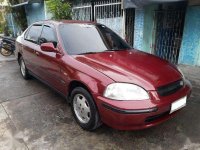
left=0, top=59, right=200, bottom=150
left=0, top=54, right=16, bottom=62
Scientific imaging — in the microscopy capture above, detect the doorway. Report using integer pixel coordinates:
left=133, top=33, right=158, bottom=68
left=153, top=2, right=187, bottom=64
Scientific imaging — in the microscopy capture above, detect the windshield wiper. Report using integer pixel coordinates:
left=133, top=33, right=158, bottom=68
left=78, top=52, right=98, bottom=55
left=78, top=48, right=131, bottom=55
left=103, top=49, right=116, bottom=52
left=104, top=49, right=130, bottom=52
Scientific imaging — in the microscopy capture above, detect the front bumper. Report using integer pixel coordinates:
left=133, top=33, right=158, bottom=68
left=95, top=80, right=192, bottom=130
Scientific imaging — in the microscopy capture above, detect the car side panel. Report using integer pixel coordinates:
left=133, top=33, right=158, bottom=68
left=58, top=55, right=114, bottom=97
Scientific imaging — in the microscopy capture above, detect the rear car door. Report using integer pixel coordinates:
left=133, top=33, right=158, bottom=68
left=35, top=24, right=65, bottom=93
left=23, top=24, right=43, bottom=73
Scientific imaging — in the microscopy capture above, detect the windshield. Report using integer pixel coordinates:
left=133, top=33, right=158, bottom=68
left=59, top=24, right=131, bottom=55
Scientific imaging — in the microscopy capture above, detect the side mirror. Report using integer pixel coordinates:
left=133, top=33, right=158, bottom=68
left=40, top=42, right=57, bottom=53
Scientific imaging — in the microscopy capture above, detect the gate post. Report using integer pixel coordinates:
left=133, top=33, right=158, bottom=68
left=91, top=0, right=95, bottom=21
left=122, top=9, right=126, bottom=39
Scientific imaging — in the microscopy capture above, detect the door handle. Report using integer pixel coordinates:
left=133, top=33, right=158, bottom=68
left=35, top=51, right=39, bottom=56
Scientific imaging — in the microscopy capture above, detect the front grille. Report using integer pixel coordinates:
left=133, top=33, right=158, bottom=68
left=145, top=111, right=170, bottom=123
left=157, top=79, right=184, bottom=96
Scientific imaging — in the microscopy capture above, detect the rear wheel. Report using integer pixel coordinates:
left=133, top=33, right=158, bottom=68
left=0, top=44, right=13, bottom=56
left=19, top=57, right=30, bottom=80
left=71, top=87, right=101, bottom=131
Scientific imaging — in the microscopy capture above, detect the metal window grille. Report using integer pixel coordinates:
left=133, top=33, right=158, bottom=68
left=72, top=2, right=92, bottom=21
left=72, top=0, right=124, bottom=37
left=153, top=9, right=186, bottom=64
left=94, top=0, right=123, bottom=36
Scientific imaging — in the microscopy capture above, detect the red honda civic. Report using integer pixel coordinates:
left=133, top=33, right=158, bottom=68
left=15, top=20, right=192, bottom=131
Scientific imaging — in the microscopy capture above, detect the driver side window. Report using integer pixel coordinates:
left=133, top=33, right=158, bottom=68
left=39, top=25, right=57, bottom=47
left=25, top=25, right=42, bottom=44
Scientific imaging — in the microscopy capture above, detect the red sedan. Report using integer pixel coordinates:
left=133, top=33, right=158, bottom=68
left=15, top=20, right=192, bottom=131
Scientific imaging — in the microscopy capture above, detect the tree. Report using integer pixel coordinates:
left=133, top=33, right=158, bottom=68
left=46, top=0, right=72, bottom=20
left=7, top=0, right=20, bottom=5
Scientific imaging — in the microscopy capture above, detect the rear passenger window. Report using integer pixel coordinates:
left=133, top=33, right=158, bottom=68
left=25, top=25, right=42, bottom=44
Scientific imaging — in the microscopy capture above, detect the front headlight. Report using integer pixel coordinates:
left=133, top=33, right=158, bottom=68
left=104, top=83, right=149, bottom=101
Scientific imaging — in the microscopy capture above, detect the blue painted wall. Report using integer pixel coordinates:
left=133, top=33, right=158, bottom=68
left=134, top=5, right=157, bottom=53
left=25, top=2, right=45, bottom=26
left=134, top=8, right=144, bottom=50
left=179, top=6, right=200, bottom=66
left=143, top=4, right=157, bottom=53
left=134, top=5, right=200, bottom=66
left=6, top=13, right=19, bottom=37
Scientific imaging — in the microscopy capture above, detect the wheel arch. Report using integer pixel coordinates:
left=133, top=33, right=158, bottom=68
left=68, top=80, right=93, bottom=102
left=17, top=52, right=22, bottom=64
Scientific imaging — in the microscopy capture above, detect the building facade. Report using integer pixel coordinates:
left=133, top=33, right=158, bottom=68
left=7, top=0, right=50, bottom=36
left=11, top=0, right=49, bottom=25
left=7, top=0, right=200, bottom=67
left=133, top=0, right=200, bottom=66
left=73, top=0, right=200, bottom=66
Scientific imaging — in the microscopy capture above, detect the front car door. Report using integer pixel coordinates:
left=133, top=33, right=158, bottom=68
left=35, top=23, right=65, bottom=94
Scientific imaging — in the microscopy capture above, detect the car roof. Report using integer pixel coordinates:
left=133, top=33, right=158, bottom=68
left=33, top=20, right=97, bottom=26
left=59, top=20, right=96, bottom=24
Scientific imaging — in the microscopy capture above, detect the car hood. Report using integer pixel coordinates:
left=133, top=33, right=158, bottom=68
left=73, top=49, right=182, bottom=90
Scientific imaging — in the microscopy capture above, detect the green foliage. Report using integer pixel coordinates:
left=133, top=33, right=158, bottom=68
left=0, top=12, right=4, bottom=22
left=3, top=21, right=11, bottom=36
left=0, top=22, right=5, bottom=33
left=0, top=21, right=11, bottom=36
left=7, top=0, right=19, bottom=5
left=46, top=0, right=72, bottom=20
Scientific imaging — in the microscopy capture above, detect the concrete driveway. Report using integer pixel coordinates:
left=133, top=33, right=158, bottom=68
left=0, top=60, right=200, bottom=150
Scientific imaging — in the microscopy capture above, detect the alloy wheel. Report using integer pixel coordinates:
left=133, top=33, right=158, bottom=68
left=20, top=59, right=26, bottom=77
left=73, top=94, right=91, bottom=124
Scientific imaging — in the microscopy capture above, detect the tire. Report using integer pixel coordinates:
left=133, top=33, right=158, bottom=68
left=0, top=46, right=13, bottom=56
left=71, top=87, right=101, bottom=131
left=19, top=57, right=30, bottom=80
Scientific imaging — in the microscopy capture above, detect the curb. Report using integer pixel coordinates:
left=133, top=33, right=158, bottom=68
left=0, top=58, right=17, bottom=63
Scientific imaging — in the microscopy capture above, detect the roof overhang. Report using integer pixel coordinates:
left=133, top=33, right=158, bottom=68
left=11, top=0, right=42, bottom=8
left=122, top=0, right=186, bottom=9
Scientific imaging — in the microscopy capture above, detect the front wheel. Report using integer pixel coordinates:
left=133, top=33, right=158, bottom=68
left=71, top=87, right=101, bottom=131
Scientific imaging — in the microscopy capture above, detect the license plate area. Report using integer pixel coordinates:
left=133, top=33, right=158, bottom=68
left=170, top=96, right=187, bottom=114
